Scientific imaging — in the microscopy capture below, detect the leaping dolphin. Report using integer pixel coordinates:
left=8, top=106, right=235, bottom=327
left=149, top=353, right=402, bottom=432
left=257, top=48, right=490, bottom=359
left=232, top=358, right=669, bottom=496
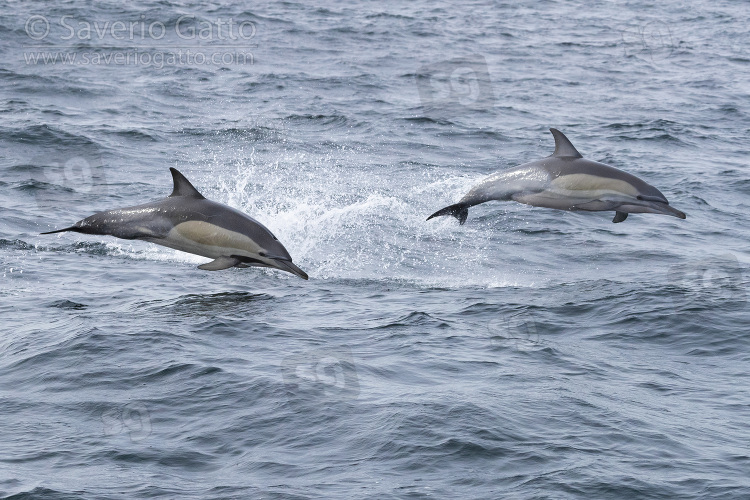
left=41, top=168, right=308, bottom=279
left=427, top=128, right=686, bottom=225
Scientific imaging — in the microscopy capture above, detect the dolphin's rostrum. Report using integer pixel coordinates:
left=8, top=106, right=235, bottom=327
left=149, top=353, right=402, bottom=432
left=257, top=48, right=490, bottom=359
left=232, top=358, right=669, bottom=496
left=42, top=168, right=308, bottom=279
left=428, top=128, right=686, bottom=225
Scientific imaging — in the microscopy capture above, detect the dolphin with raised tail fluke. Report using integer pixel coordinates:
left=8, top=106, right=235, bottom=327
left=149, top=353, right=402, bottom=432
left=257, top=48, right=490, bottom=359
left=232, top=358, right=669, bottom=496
left=427, top=128, right=686, bottom=225
left=42, top=168, right=308, bottom=279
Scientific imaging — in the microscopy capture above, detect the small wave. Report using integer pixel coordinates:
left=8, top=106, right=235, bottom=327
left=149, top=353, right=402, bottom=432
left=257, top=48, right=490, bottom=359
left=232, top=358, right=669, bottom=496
left=0, top=124, right=98, bottom=148
left=107, top=129, right=160, bottom=142
left=402, top=115, right=456, bottom=126
left=36, top=239, right=112, bottom=256
left=146, top=291, right=276, bottom=317
left=0, top=239, right=34, bottom=250
left=283, top=113, right=360, bottom=132
left=179, top=125, right=284, bottom=142
left=373, top=311, right=451, bottom=329
left=48, top=300, right=87, bottom=310
left=12, top=179, right=75, bottom=193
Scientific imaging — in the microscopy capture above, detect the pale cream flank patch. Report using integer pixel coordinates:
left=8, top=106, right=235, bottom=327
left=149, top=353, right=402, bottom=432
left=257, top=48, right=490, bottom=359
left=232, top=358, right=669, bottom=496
left=163, top=220, right=264, bottom=259
left=550, top=173, right=638, bottom=198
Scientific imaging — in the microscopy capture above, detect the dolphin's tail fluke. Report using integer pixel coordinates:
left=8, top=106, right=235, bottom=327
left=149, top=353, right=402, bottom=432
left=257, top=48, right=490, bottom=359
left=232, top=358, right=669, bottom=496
left=427, top=203, right=470, bottom=225
left=40, top=226, right=81, bottom=235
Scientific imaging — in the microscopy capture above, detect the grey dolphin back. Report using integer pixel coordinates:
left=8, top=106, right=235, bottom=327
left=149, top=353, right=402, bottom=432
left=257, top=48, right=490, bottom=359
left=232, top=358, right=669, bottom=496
left=40, top=168, right=203, bottom=236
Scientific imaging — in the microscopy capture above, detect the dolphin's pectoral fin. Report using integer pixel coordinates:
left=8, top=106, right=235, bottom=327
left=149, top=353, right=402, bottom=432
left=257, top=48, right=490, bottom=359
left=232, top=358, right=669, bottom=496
left=612, top=211, right=628, bottom=223
left=198, top=256, right=243, bottom=271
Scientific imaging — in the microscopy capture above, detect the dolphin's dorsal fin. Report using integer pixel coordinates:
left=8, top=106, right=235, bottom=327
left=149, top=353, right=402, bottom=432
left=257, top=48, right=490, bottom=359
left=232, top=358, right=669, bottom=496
left=549, top=128, right=582, bottom=158
left=169, top=168, right=205, bottom=199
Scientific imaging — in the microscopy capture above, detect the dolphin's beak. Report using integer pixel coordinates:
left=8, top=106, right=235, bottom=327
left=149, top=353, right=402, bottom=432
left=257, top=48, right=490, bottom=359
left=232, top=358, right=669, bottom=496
left=272, top=259, right=309, bottom=280
left=619, top=201, right=686, bottom=219
left=657, top=203, right=687, bottom=219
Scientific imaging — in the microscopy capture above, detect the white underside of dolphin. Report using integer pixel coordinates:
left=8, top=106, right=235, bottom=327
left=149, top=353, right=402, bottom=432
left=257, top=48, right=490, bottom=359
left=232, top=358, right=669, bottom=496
left=42, top=168, right=308, bottom=279
left=428, top=128, right=686, bottom=225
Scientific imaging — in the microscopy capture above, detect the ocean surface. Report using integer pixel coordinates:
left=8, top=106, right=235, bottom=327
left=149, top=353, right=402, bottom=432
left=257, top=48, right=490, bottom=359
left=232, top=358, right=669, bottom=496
left=2, top=0, right=750, bottom=498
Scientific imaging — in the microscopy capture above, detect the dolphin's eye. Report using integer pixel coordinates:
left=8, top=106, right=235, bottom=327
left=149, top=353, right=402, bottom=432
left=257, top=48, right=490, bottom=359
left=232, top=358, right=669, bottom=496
left=637, top=196, right=643, bottom=200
